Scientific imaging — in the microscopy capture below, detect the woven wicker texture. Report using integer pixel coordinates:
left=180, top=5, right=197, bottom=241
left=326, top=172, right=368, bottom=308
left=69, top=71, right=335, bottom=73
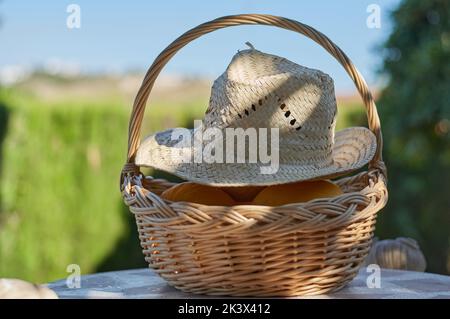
left=134, top=47, right=378, bottom=185
left=121, top=14, right=388, bottom=296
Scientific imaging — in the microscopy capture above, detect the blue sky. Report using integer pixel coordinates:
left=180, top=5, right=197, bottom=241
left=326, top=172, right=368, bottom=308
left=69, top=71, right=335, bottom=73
left=0, top=0, right=402, bottom=93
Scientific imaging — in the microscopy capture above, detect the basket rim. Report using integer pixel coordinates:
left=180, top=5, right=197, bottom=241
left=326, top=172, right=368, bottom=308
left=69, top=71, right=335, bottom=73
left=122, top=167, right=387, bottom=231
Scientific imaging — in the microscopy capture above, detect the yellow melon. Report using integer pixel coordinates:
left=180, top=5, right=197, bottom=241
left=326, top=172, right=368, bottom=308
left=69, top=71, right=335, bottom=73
left=161, top=182, right=236, bottom=206
left=252, top=180, right=342, bottom=206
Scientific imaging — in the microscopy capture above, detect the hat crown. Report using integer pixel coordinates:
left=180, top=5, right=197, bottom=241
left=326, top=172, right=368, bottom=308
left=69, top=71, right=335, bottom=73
left=135, top=47, right=377, bottom=186
left=225, top=49, right=301, bottom=82
left=204, top=48, right=338, bottom=167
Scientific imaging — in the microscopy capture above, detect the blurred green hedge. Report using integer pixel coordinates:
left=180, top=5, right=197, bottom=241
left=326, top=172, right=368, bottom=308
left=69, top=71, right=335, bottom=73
left=0, top=89, right=204, bottom=283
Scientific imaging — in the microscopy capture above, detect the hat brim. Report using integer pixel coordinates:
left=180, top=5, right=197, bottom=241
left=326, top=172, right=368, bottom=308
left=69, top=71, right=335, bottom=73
left=135, top=127, right=377, bottom=186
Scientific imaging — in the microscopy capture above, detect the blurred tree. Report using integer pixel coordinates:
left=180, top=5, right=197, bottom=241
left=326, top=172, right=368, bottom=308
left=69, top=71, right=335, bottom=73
left=377, top=0, right=450, bottom=274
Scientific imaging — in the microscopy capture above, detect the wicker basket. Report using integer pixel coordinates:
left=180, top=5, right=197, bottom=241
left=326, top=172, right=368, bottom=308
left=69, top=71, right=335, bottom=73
left=120, top=14, right=388, bottom=297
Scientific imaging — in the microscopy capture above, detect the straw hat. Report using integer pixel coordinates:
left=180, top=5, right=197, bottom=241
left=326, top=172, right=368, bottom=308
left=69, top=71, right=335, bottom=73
left=135, top=45, right=377, bottom=186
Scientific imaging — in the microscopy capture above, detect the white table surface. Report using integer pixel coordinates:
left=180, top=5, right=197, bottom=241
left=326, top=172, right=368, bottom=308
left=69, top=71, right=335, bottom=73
left=47, top=267, right=450, bottom=299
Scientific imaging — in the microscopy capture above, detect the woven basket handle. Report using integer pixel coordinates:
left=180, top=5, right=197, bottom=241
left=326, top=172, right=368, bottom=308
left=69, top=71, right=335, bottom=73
left=123, top=14, right=384, bottom=177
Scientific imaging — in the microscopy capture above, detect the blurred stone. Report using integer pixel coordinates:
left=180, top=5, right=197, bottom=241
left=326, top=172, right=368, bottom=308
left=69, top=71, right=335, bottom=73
left=0, top=278, right=58, bottom=299
left=364, top=237, right=427, bottom=272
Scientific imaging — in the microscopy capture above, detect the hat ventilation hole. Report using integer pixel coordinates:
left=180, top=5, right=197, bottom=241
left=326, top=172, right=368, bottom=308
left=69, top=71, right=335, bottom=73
left=275, top=95, right=302, bottom=131
left=286, top=113, right=302, bottom=131
left=235, top=96, right=271, bottom=122
left=235, top=95, right=305, bottom=134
